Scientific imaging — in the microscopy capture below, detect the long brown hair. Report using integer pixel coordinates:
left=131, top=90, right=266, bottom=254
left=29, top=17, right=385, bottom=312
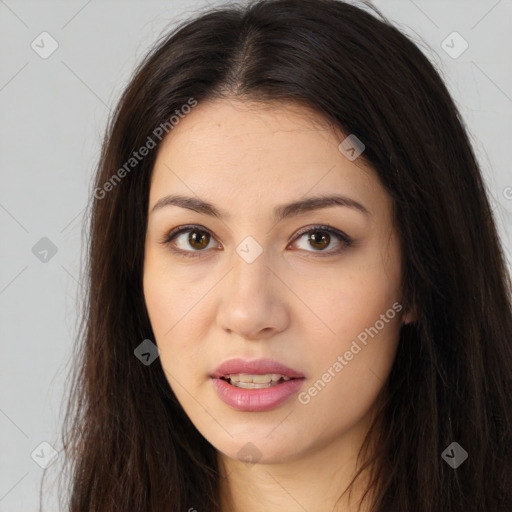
left=50, top=0, right=512, bottom=510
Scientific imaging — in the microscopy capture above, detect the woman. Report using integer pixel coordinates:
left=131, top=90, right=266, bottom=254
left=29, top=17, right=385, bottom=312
left=57, top=0, right=512, bottom=510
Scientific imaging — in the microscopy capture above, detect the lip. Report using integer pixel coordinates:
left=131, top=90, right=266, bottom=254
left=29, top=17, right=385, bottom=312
left=210, top=358, right=305, bottom=379
left=210, top=358, right=305, bottom=412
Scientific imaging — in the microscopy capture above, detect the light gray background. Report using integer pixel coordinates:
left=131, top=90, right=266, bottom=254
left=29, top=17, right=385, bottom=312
left=1, top=1, right=511, bottom=510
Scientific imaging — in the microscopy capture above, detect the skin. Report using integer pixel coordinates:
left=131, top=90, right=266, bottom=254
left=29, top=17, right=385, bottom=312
left=143, top=98, right=414, bottom=511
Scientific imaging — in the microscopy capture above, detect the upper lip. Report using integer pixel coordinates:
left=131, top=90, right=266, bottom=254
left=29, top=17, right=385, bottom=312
left=211, top=358, right=305, bottom=379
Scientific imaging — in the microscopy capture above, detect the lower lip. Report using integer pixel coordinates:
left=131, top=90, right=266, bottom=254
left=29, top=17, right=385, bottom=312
left=211, top=377, right=304, bottom=412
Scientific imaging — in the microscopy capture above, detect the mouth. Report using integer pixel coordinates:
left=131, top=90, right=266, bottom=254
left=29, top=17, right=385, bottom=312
left=211, top=357, right=305, bottom=384
left=210, top=358, right=305, bottom=411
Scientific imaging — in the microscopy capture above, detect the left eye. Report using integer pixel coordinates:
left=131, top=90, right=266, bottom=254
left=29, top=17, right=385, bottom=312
left=292, top=225, right=352, bottom=254
left=161, top=224, right=352, bottom=257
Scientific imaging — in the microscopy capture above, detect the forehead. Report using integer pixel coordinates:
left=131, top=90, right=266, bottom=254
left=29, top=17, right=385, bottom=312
left=155, top=98, right=343, bottom=163
left=148, top=98, right=389, bottom=219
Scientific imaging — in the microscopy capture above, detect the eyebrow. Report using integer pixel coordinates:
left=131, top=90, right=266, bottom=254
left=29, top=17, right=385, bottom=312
left=150, top=193, right=371, bottom=221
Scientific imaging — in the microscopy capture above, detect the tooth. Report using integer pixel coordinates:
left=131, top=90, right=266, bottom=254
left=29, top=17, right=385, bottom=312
left=252, top=374, right=272, bottom=384
left=234, top=382, right=274, bottom=389
left=223, top=373, right=294, bottom=385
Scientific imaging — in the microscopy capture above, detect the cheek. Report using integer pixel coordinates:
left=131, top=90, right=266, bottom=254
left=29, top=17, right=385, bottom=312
left=291, top=249, right=402, bottom=345
left=143, top=247, right=205, bottom=341
left=294, top=245, right=402, bottom=413
left=143, top=253, right=214, bottom=391
left=143, top=275, right=205, bottom=409
left=298, top=310, right=401, bottom=438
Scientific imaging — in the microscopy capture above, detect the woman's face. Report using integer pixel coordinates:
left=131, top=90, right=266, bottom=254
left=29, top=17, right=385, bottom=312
left=143, top=98, right=408, bottom=466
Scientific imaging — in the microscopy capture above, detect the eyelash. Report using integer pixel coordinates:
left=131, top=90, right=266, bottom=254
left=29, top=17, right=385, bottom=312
left=159, top=224, right=353, bottom=258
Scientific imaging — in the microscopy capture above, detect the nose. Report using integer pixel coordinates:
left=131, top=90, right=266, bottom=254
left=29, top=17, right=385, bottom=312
left=216, top=248, right=289, bottom=340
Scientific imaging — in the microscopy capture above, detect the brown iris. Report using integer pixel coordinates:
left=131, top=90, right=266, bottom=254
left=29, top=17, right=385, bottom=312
left=188, top=230, right=210, bottom=250
left=308, top=230, right=330, bottom=250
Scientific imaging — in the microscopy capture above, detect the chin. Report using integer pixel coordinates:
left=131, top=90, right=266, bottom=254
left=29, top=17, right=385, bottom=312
left=207, top=427, right=310, bottom=466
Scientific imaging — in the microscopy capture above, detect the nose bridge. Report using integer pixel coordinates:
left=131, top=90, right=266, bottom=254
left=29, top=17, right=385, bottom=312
left=229, top=236, right=272, bottom=298
left=216, top=234, right=288, bottom=338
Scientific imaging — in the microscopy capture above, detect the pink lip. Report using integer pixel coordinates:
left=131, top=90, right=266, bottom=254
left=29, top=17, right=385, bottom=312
left=210, top=358, right=305, bottom=379
left=210, top=358, right=305, bottom=412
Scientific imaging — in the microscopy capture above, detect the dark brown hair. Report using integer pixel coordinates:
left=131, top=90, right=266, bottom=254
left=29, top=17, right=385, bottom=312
left=49, top=0, right=512, bottom=510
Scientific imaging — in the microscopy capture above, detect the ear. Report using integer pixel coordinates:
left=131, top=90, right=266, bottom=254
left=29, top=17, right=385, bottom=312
left=402, top=309, right=416, bottom=325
